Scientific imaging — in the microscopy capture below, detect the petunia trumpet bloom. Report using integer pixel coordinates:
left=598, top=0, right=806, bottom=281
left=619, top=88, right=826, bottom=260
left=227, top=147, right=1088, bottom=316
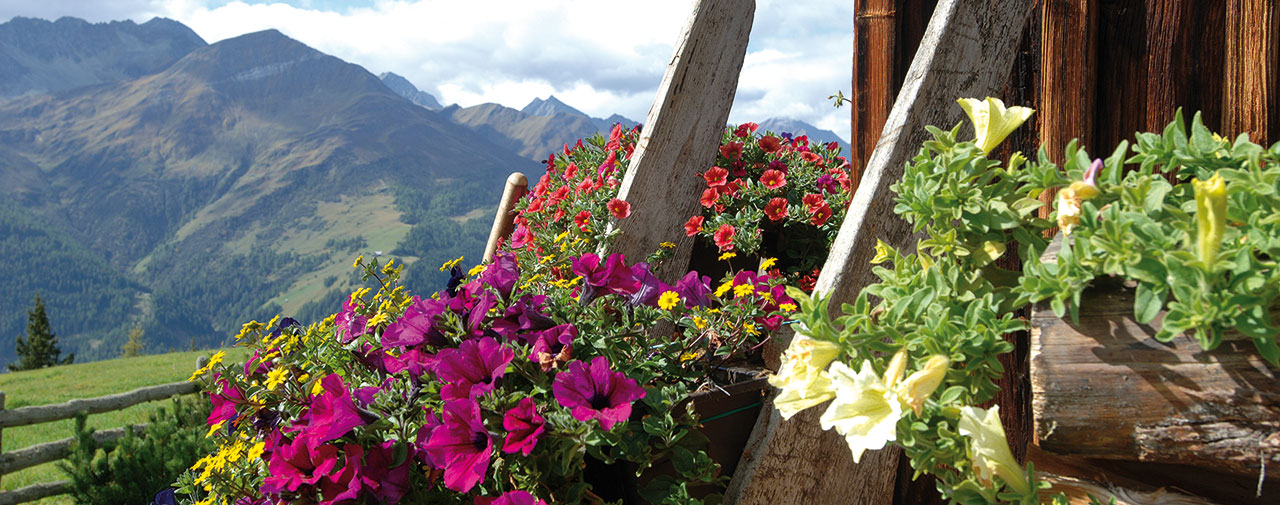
left=424, top=399, right=493, bottom=493
left=958, top=405, right=1031, bottom=495
left=897, top=354, right=950, bottom=416
left=956, top=97, right=1035, bottom=154
left=299, top=374, right=367, bottom=449
left=1193, top=172, right=1227, bottom=267
left=436, top=337, right=514, bottom=400
left=552, top=356, right=645, bottom=430
left=768, top=334, right=840, bottom=419
left=818, top=360, right=902, bottom=463
left=502, top=397, right=546, bottom=456
left=1056, top=158, right=1103, bottom=235
left=475, top=490, right=549, bottom=505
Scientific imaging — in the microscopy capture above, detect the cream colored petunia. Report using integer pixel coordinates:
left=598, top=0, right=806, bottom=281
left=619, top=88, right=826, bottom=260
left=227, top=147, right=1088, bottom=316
left=958, top=405, right=1031, bottom=495
left=819, top=360, right=902, bottom=463
left=768, top=335, right=841, bottom=419
left=957, top=97, right=1035, bottom=154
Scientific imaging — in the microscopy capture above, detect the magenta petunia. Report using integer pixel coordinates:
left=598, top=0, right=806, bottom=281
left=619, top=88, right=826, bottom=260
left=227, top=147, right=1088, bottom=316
left=382, top=296, right=447, bottom=348
left=572, top=253, right=640, bottom=305
left=528, top=324, right=576, bottom=371
left=361, top=440, right=411, bottom=504
left=552, top=357, right=645, bottom=431
left=627, top=261, right=673, bottom=307
left=674, top=270, right=713, bottom=308
left=262, top=436, right=339, bottom=494
left=479, top=252, right=520, bottom=299
left=335, top=297, right=368, bottom=344
left=319, top=444, right=363, bottom=504
left=207, top=379, right=243, bottom=427
left=299, top=374, right=367, bottom=448
left=424, top=399, right=493, bottom=493
left=475, top=490, right=549, bottom=505
left=502, top=397, right=546, bottom=456
left=382, top=347, right=438, bottom=379
left=491, top=294, right=556, bottom=344
left=436, top=337, right=514, bottom=400
left=510, top=224, right=534, bottom=249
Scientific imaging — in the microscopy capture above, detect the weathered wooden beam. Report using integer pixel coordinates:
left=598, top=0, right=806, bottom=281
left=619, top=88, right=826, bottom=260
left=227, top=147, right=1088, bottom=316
left=0, top=381, right=197, bottom=428
left=606, top=0, right=754, bottom=280
left=0, top=480, right=69, bottom=505
left=1031, top=237, right=1280, bottom=479
left=1029, top=447, right=1224, bottom=505
left=0, top=424, right=147, bottom=476
left=850, top=0, right=898, bottom=193
left=726, top=1, right=1034, bottom=503
left=483, top=172, right=528, bottom=263
left=1038, top=0, right=1096, bottom=220
left=1223, top=0, right=1277, bottom=144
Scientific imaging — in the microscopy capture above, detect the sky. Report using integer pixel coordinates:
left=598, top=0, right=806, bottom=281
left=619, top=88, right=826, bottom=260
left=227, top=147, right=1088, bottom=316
left=0, top=0, right=853, bottom=141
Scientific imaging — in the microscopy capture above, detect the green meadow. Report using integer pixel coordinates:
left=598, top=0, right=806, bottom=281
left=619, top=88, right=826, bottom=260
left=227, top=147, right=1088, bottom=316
left=0, top=349, right=248, bottom=504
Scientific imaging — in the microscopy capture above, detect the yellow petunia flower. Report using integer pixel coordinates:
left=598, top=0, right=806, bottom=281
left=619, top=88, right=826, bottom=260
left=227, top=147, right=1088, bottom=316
left=959, top=405, right=1031, bottom=495
left=733, top=283, right=755, bottom=298
left=714, top=281, right=733, bottom=298
left=247, top=441, right=266, bottom=461
left=439, top=255, right=464, bottom=272
left=352, top=255, right=363, bottom=269
left=779, top=303, right=797, bottom=312
left=819, top=360, right=902, bottom=463
left=1194, top=172, right=1227, bottom=267
left=956, top=97, right=1034, bottom=154
left=660, top=241, right=676, bottom=249
left=206, top=420, right=225, bottom=439
left=467, top=264, right=486, bottom=277
left=691, top=316, right=708, bottom=330
left=768, top=335, right=840, bottom=419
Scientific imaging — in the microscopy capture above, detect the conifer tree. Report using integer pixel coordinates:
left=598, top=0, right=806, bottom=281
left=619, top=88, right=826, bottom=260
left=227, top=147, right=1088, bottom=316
left=11, top=294, right=73, bottom=371
left=121, top=324, right=144, bottom=358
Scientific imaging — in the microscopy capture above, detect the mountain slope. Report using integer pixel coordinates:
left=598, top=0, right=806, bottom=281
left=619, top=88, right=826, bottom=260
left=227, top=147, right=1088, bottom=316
left=379, top=72, right=443, bottom=110
left=0, top=27, right=533, bottom=361
left=0, top=16, right=205, bottom=98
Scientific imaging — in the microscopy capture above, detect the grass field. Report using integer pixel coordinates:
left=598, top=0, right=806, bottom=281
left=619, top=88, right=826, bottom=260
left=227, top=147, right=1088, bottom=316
left=0, top=348, right=248, bottom=504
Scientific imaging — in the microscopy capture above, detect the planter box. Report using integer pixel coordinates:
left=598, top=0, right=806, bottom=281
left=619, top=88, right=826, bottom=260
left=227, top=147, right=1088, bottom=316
left=1029, top=237, right=1279, bottom=503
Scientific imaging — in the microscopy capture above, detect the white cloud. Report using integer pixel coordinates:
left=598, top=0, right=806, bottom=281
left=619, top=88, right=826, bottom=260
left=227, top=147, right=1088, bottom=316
left=0, top=0, right=852, bottom=141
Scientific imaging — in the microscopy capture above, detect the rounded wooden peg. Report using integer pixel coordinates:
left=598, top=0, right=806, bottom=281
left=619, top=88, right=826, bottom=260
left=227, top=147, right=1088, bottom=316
left=483, top=172, right=529, bottom=263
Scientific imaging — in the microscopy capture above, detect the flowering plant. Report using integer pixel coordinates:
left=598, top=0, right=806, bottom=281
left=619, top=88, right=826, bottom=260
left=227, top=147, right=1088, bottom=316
left=174, top=122, right=838, bottom=505
left=683, top=123, right=855, bottom=290
left=773, top=98, right=1280, bottom=505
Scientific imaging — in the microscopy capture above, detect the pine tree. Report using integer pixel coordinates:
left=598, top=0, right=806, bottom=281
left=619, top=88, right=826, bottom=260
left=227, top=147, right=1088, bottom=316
left=10, top=295, right=73, bottom=371
left=121, top=324, right=144, bottom=358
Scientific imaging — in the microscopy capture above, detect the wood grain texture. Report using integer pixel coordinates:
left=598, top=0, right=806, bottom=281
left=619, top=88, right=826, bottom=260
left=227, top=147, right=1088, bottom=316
left=483, top=172, right=528, bottom=262
left=1223, top=0, right=1278, bottom=145
left=727, top=1, right=1034, bottom=503
left=1028, top=446, right=1224, bottom=505
left=851, top=0, right=898, bottom=192
left=1031, top=238, right=1280, bottom=478
left=607, top=0, right=754, bottom=281
left=0, top=381, right=196, bottom=428
left=1038, top=0, right=1096, bottom=219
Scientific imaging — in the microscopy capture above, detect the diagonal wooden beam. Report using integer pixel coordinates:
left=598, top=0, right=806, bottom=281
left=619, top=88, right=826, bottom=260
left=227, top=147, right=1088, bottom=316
left=606, top=0, right=755, bottom=280
left=726, top=1, right=1034, bottom=503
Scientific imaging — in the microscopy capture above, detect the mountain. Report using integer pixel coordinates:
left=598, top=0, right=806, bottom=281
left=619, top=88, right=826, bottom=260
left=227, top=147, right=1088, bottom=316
left=438, top=97, right=637, bottom=161
left=378, top=72, right=443, bottom=110
left=757, top=118, right=851, bottom=155
left=0, top=16, right=206, bottom=98
left=0, top=22, right=534, bottom=365
left=521, top=95, right=587, bottom=119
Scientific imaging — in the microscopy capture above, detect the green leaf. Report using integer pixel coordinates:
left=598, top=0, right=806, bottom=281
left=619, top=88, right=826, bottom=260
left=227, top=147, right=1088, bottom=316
left=1133, top=283, right=1165, bottom=324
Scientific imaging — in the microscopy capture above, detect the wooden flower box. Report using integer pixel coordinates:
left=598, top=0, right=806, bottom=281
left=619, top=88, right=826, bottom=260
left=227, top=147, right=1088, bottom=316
left=1030, top=237, right=1279, bottom=504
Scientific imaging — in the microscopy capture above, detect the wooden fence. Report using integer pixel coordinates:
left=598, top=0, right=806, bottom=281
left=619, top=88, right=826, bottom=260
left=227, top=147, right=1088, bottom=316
left=0, top=381, right=200, bottom=505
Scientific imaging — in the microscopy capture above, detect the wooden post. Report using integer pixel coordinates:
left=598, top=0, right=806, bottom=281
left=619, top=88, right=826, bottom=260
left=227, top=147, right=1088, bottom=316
left=726, top=1, right=1034, bottom=503
left=850, top=0, right=899, bottom=193
left=606, top=0, right=755, bottom=280
left=1, top=390, right=5, bottom=488
left=483, top=172, right=528, bottom=263
left=1223, top=0, right=1277, bottom=144
left=1038, top=0, right=1097, bottom=219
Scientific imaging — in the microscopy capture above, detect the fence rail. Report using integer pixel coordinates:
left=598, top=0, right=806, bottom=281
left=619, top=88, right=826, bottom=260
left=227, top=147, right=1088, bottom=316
left=0, top=377, right=201, bottom=505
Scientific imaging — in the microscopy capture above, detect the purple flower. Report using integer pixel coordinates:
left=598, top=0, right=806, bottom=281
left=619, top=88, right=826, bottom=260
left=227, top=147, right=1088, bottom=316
left=552, top=357, right=645, bottom=430
left=361, top=441, right=411, bottom=504
left=475, top=490, right=549, bottom=505
left=491, top=294, right=555, bottom=344
left=674, top=270, right=714, bottom=308
left=479, top=252, right=520, bottom=298
left=529, top=324, right=575, bottom=371
left=414, top=409, right=443, bottom=467
left=467, top=289, right=498, bottom=336
left=383, top=347, right=438, bottom=379
left=502, top=397, right=545, bottom=456
left=262, top=436, right=339, bottom=494
left=424, top=399, right=492, bottom=493
left=382, top=296, right=447, bottom=348
left=207, top=379, right=243, bottom=427
left=572, top=253, right=640, bottom=305
left=446, top=265, right=467, bottom=295
left=335, top=298, right=368, bottom=344
left=628, top=262, right=673, bottom=307
left=436, top=337, right=514, bottom=400
left=299, top=374, right=366, bottom=448
left=816, top=174, right=839, bottom=193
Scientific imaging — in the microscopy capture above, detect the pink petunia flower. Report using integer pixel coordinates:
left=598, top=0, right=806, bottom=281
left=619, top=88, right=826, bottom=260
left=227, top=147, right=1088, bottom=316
left=424, top=399, right=492, bottom=493
left=713, top=224, right=736, bottom=251
left=684, top=216, right=704, bottom=237
left=552, top=357, right=645, bottom=431
left=502, top=397, right=546, bottom=456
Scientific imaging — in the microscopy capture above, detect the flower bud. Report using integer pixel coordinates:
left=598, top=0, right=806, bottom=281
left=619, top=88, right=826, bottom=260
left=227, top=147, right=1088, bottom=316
left=956, top=97, right=1035, bottom=154
left=1193, top=172, right=1227, bottom=267
left=882, top=348, right=909, bottom=389
left=898, top=355, right=949, bottom=415
left=958, top=405, right=1030, bottom=495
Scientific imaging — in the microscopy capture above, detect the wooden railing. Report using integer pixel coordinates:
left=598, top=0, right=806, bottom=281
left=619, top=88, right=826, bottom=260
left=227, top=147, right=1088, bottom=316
left=0, top=380, right=200, bottom=505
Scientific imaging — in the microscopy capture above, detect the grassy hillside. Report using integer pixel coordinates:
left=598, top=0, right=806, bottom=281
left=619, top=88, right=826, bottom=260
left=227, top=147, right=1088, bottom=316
left=0, top=348, right=248, bottom=504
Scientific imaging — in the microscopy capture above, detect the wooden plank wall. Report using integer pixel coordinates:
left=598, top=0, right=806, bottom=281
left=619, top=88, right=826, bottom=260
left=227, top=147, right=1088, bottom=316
left=848, top=1, right=1279, bottom=504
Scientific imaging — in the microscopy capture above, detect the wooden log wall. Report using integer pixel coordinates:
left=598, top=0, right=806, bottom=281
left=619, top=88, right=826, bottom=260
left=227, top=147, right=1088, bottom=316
left=846, top=1, right=1279, bottom=504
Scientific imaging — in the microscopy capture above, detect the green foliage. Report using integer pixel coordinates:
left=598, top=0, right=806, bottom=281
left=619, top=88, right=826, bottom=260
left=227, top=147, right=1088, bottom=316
left=59, top=396, right=215, bottom=505
left=10, top=294, right=74, bottom=371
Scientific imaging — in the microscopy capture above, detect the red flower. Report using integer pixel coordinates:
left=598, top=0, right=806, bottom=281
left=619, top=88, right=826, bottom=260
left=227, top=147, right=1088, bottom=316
left=758, top=135, right=782, bottom=153
left=607, top=198, right=632, bottom=219
left=552, top=209, right=565, bottom=222
left=810, top=203, right=833, bottom=226
left=703, top=166, right=729, bottom=187
left=700, top=187, right=720, bottom=208
left=760, top=169, right=787, bottom=190
left=532, top=175, right=550, bottom=197
left=719, top=142, right=744, bottom=161
left=684, top=216, right=704, bottom=236
left=575, top=177, right=594, bottom=194
left=526, top=197, right=544, bottom=213
left=802, top=193, right=825, bottom=211
left=562, top=162, right=578, bottom=180
left=732, top=122, right=758, bottom=138
left=801, top=151, right=824, bottom=164
left=764, top=197, right=788, bottom=221
left=550, top=186, right=570, bottom=204
left=574, top=211, right=591, bottom=232
left=713, top=224, right=736, bottom=251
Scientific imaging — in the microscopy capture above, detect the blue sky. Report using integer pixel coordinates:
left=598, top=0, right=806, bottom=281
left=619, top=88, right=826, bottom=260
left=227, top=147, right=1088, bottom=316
left=1, top=1, right=853, bottom=141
